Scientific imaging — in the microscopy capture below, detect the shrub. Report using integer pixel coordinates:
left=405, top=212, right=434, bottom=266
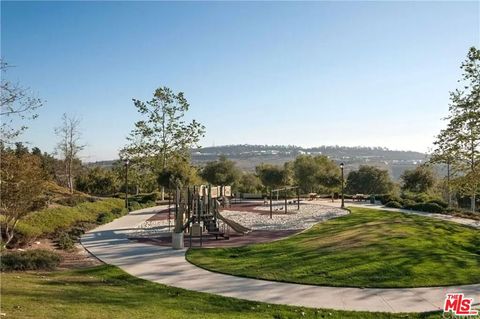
left=139, top=192, right=157, bottom=203
left=130, top=200, right=155, bottom=211
left=1, top=249, right=62, bottom=271
left=69, top=222, right=95, bottom=237
left=374, top=194, right=388, bottom=204
left=401, top=199, right=416, bottom=209
left=409, top=203, right=445, bottom=214
left=111, top=207, right=125, bottom=217
left=96, top=212, right=115, bottom=224
left=128, top=200, right=139, bottom=210
left=445, top=207, right=456, bottom=214
left=427, top=199, right=448, bottom=208
left=413, top=193, right=431, bottom=203
left=130, top=192, right=158, bottom=204
left=57, top=232, right=76, bottom=250
left=380, top=194, right=402, bottom=205
left=31, top=196, right=49, bottom=211
left=401, top=192, right=432, bottom=203
left=385, top=201, right=403, bottom=209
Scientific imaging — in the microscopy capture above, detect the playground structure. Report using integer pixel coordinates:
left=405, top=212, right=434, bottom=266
left=268, top=186, right=301, bottom=218
left=171, top=185, right=250, bottom=249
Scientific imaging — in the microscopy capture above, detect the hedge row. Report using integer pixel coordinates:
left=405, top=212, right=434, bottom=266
left=384, top=201, right=445, bottom=214
left=378, top=193, right=447, bottom=206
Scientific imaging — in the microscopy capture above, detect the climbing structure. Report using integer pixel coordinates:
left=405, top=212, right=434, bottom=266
left=172, top=185, right=250, bottom=249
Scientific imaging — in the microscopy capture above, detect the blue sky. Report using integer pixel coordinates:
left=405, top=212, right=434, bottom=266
left=2, top=1, right=479, bottom=161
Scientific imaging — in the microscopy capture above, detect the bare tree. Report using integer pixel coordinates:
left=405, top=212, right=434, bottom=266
left=0, top=60, right=43, bottom=143
left=55, top=113, right=85, bottom=193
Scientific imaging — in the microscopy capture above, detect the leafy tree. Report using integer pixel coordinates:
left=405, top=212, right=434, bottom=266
left=157, top=155, right=201, bottom=189
left=430, top=127, right=458, bottom=206
left=38, top=151, right=58, bottom=181
left=121, top=87, right=205, bottom=199
left=0, top=151, right=45, bottom=247
left=0, top=60, right=43, bottom=143
left=401, top=165, right=436, bottom=193
left=75, top=166, right=119, bottom=196
left=238, top=173, right=263, bottom=193
left=14, top=142, right=29, bottom=156
left=432, top=47, right=480, bottom=212
left=255, top=163, right=287, bottom=189
left=27, top=146, right=58, bottom=180
left=199, top=156, right=241, bottom=186
left=31, top=147, right=41, bottom=156
left=345, top=165, right=393, bottom=195
left=282, top=161, right=294, bottom=186
left=55, top=113, right=85, bottom=193
left=292, top=155, right=341, bottom=193
left=112, top=160, right=157, bottom=195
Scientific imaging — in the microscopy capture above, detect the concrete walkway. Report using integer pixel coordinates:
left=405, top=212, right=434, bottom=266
left=81, top=205, right=480, bottom=313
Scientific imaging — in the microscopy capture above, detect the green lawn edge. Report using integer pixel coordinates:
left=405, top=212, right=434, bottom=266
left=186, top=207, right=480, bottom=288
left=1, top=264, right=450, bottom=319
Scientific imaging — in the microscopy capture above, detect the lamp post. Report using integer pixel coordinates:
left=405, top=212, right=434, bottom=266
left=340, top=162, right=345, bottom=209
left=124, top=159, right=129, bottom=210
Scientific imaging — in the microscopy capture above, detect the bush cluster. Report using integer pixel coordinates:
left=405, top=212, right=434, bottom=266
left=125, top=192, right=158, bottom=211
left=96, top=207, right=125, bottom=224
left=55, top=221, right=98, bottom=251
left=57, top=232, right=76, bottom=250
left=380, top=192, right=450, bottom=215
left=377, top=194, right=402, bottom=205
left=0, top=249, right=62, bottom=271
left=426, top=199, right=448, bottom=209
left=385, top=201, right=403, bottom=209
left=406, top=202, right=445, bottom=214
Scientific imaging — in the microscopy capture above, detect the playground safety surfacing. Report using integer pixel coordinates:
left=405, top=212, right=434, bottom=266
left=131, top=229, right=301, bottom=248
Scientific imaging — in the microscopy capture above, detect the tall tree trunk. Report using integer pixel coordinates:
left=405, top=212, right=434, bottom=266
left=447, top=160, right=451, bottom=207
left=3, top=219, right=18, bottom=248
left=64, top=160, right=70, bottom=192
left=472, top=193, right=476, bottom=213
left=160, top=107, right=166, bottom=201
left=471, top=139, right=476, bottom=213
left=68, top=157, right=73, bottom=194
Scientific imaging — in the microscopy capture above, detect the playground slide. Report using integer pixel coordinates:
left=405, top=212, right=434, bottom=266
left=216, top=210, right=251, bottom=235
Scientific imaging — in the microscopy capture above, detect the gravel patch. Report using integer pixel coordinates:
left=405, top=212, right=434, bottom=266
left=127, top=203, right=347, bottom=237
left=222, top=204, right=347, bottom=231
left=126, top=220, right=173, bottom=238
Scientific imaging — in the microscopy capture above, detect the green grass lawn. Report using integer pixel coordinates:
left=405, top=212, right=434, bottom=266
left=186, top=207, right=480, bottom=288
left=1, top=265, right=448, bottom=319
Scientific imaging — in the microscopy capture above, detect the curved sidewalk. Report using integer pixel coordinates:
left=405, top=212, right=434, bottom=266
left=81, top=205, right=480, bottom=313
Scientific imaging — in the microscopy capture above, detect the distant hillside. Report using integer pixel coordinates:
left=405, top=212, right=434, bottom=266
left=88, top=145, right=428, bottom=180
left=191, top=145, right=428, bottom=180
